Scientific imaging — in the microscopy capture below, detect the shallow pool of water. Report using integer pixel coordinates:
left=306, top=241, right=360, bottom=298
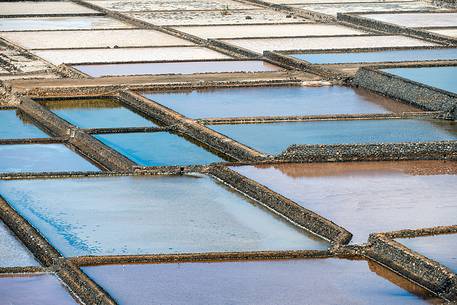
left=0, top=1, right=97, bottom=15
left=172, top=24, right=366, bottom=39
left=143, top=86, right=418, bottom=119
left=221, top=35, right=435, bottom=54
left=0, top=274, right=79, bottom=305
left=0, top=175, right=328, bottom=257
left=0, top=144, right=99, bottom=173
left=398, top=234, right=457, bottom=273
left=0, top=16, right=132, bottom=31
left=210, top=119, right=457, bottom=154
left=2, top=29, right=193, bottom=50
left=291, top=48, right=457, bottom=64
left=82, top=258, right=443, bottom=305
left=95, top=132, right=223, bottom=166
left=41, top=99, right=156, bottom=129
left=293, top=2, right=440, bottom=17
left=0, top=109, right=48, bottom=139
left=382, top=66, right=457, bottom=94
left=33, top=46, right=230, bottom=65
left=0, top=221, right=38, bottom=267
left=363, top=12, right=457, bottom=28
left=73, top=60, right=281, bottom=77
left=232, top=161, right=457, bottom=244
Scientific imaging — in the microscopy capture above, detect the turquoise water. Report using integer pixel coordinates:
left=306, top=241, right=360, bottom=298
left=0, top=175, right=328, bottom=257
left=0, top=144, right=99, bottom=173
left=292, top=49, right=457, bottom=64
left=210, top=119, right=457, bottom=154
left=95, top=132, right=223, bottom=166
left=41, top=99, right=156, bottom=129
left=383, top=66, right=457, bottom=94
left=143, top=86, right=415, bottom=119
left=0, top=110, right=48, bottom=139
left=73, top=60, right=280, bottom=77
left=398, top=234, right=457, bottom=273
left=82, top=258, right=442, bottom=305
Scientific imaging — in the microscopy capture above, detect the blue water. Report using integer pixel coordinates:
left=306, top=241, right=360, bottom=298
left=143, top=86, right=414, bottom=119
left=0, top=176, right=328, bottom=257
left=0, top=274, right=79, bottom=305
left=0, top=221, right=38, bottom=267
left=292, top=48, right=457, bottom=64
left=95, top=132, right=223, bottom=166
left=383, top=66, right=457, bottom=94
left=0, top=110, right=48, bottom=139
left=41, top=99, right=156, bottom=129
left=0, top=144, right=99, bottom=173
left=210, top=119, right=457, bottom=154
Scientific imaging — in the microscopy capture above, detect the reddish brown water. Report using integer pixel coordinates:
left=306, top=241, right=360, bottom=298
left=232, top=161, right=457, bottom=243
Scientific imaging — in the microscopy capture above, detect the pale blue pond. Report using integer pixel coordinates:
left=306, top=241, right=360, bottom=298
left=398, top=234, right=457, bottom=273
left=0, top=144, right=99, bottom=173
left=95, top=132, right=223, bottom=166
left=0, top=274, right=79, bottom=305
left=81, top=258, right=443, bottom=305
left=382, top=66, right=457, bottom=94
left=210, top=119, right=457, bottom=154
left=0, top=175, right=328, bottom=257
left=292, top=48, right=457, bottom=64
left=0, top=221, right=38, bottom=267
